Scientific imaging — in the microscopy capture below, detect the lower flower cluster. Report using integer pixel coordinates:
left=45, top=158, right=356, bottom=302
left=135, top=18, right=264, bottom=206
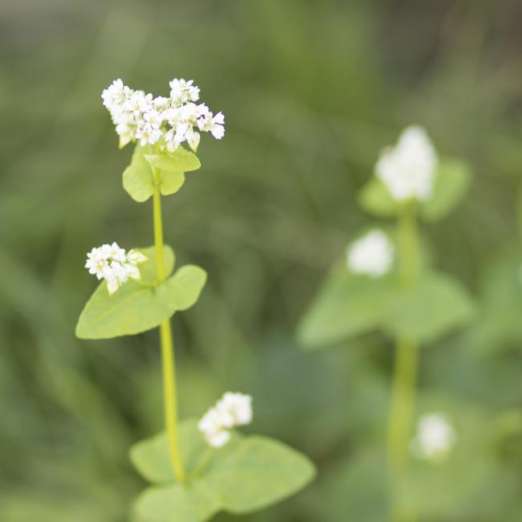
left=85, top=242, right=147, bottom=294
left=198, top=392, right=253, bottom=447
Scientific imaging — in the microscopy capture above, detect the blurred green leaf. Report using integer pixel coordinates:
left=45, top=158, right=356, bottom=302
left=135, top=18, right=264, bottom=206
left=298, top=266, right=397, bottom=348
left=465, top=249, right=522, bottom=355
left=358, top=177, right=399, bottom=217
left=422, top=159, right=471, bottom=221
left=299, top=267, right=474, bottom=348
left=76, top=265, right=206, bottom=339
left=382, top=272, right=475, bottom=343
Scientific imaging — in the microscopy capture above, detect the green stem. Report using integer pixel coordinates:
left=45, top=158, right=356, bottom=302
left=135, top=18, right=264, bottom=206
left=388, top=204, right=419, bottom=522
left=153, top=176, right=186, bottom=484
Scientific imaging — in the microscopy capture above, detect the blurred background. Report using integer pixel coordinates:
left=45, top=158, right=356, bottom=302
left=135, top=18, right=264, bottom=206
left=1, top=0, right=522, bottom=520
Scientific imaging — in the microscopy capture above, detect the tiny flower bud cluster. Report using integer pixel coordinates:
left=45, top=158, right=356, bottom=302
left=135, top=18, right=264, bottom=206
left=101, top=78, right=225, bottom=151
left=411, top=413, right=456, bottom=460
left=85, top=242, right=147, bottom=295
left=376, top=126, right=438, bottom=201
left=198, top=392, right=253, bottom=448
left=347, top=229, right=394, bottom=277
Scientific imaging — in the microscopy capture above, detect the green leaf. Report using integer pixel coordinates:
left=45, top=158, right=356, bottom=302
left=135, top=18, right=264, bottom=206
left=358, top=177, right=399, bottom=217
left=298, top=266, right=397, bottom=349
left=298, top=263, right=474, bottom=348
left=131, top=419, right=315, bottom=521
left=204, top=435, right=315, bottom=514
left=145, top=147, right=201, bottom=174
left=130, top=420, right=207, bottom=484
left=422, top=159, right=471, bottom=221
left=135, top=483, right=219, bottom=522
left=382, top=272, right=475, bottom=343
left=123, top=146, right=155, bottom=202
left=159, top=266, right=208, bottom=311
left=160, top=171, right=186, bottom=196
left=137, top=246, right=175, bottom=284
left=76, top=263, right=207, bottom=340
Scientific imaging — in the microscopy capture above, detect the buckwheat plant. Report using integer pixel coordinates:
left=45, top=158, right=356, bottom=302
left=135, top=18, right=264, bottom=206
left=298, top=126, right=474, bottom=521
left=76, top=79, right=314, bottom=521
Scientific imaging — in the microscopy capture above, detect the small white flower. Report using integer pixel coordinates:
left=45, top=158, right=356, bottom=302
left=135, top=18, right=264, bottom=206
left=216, top=392, right=253, bottom=427
left=101, top=78, right=225, bottom=149
left=169, top=78, right=200, bottom=105
left=198, top=110, right=225, bottom=140
left=198, top=392, right=253, bottom=448
left=411, top=413, right=456, bottom=460
left=376, top=126, right=438, bottom=201
left=85, top=243, right=147, bottom=295
left=347, top=230, right=394, bottom=277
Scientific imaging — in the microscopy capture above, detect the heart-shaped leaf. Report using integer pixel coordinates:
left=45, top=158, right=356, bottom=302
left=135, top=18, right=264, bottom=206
left=298, top=267, right=397, bottom=349
left=76, top=260, right=206, bottom=339
left=131, top=420, right=315, bottom=521
left=123, top=146, right=155, bottom=202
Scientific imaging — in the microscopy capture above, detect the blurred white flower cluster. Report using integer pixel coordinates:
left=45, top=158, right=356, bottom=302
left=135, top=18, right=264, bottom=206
left=101, top=78, right=225, bottom=151
left=85, top=242, right=147, bottom=295
left=198, top=392, right=253, bottom=448
left=347, top=229, right=394, bottom=277
left=411, top=413, right=456, bottom=460
left=376, top=126, right=438, bottom=201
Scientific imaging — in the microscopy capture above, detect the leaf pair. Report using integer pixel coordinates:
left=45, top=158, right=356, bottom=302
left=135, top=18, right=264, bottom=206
left=298, top=267, right=474, bottom=349
left=123, top=146, right=201, bottom=202
left=76, top=246, right=206, bottom=339
left=359, top=158, right=471, bottom=221
left=130, top=420, right=316, bottom=521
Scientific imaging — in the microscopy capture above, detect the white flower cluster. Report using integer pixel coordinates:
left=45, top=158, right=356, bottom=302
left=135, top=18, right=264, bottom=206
left=198, top=392, right=253, bottom=448
left=347, top=229, right=394, bottom=277
left=101, top=78, right=225, bottom=151
left=85, top=242, right=147, bottom=295
left=376, top=126, right=438, bottom=201
left=411, top=413, right=456, bottom=460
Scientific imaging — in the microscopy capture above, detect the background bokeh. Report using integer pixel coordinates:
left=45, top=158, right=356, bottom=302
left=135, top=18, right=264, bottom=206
left=1, top=1, right=522, bottom=520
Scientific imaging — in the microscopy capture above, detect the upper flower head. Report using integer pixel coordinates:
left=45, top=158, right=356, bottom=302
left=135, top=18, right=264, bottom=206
left=346, top=229, right=394, bottom=277
left=411, top=413, right=456, bottom=460
left=376, top=126, right=438, bottom=202
left=198, top=392, right=253, bottom=448
left=101, top=78, right=225, bottom=151
left=85, top=242, right=147, bottom=294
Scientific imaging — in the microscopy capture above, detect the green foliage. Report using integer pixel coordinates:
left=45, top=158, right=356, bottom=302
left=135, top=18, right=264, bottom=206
left=422, top=159, right=471, bottom=221
left=299, top=268, right=474, bottom=349
left=465, top=249, right=522, bottom=356
left=3, top=2, right=522, bottom=522
left=382, top=272, right=475, bottom=343
left=298, top=266, right=397, bottom=347
left=123, top=146, right=201, bottom=202
left=75, top=246, right=206, bottom=339
left=131, top=420, right=315, bottom=521
left=358, top=177, right=399, bottom=218
left=123, top=147, right=155, bottom=202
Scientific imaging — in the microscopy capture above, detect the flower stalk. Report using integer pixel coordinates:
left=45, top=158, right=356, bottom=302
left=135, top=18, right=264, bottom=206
left=152, top=174, right=185, bottom=483
left=388, top=203, right=420, bottom=521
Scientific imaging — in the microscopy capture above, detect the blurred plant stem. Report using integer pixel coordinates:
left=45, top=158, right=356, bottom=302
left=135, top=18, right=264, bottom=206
left=388, top=203, right=419, bottom=522
left=153, top=174, right=186, bottom=484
